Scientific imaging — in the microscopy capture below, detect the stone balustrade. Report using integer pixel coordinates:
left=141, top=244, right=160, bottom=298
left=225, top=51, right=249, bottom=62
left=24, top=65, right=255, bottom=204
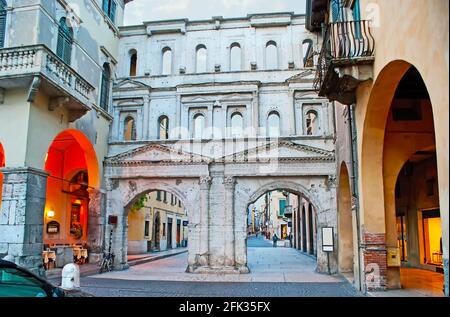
left=0, top=45, right=94, bottom=109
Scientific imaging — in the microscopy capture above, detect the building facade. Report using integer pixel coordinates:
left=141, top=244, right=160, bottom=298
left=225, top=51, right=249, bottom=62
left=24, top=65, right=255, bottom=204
left=0, top=0, right=129, bottom=275
left=105, top=12, right=339, bottom=274
left=307, top=0, right=449, bottom=295
left=127, top=190, right=188, bottom=254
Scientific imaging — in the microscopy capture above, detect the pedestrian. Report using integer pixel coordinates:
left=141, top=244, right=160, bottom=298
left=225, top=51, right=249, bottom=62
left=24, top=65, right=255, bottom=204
left=289, top=233, right=293, bottom=248
left=272, top=233, right=278, bottom=247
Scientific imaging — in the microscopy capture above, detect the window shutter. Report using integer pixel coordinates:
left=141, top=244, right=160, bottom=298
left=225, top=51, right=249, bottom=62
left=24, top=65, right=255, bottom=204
left=110, top=1, right=116, bottom=23
left=0, top=3, right=6, bottom=48
left=102, top=0, right=109, bottom=14
left=279, top=200, right=286, bottom=216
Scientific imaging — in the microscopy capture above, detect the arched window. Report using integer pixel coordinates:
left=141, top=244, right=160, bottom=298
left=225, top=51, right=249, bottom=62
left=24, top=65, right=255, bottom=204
left=56, top=17, right=73, bottom=65
left=193, top=114, right=205, bottom=139
left=266, top=41, right=278, bottom=70
left=302, top=39, right=314, bottom=68
left=267, top=111, right=280, bottom=137
left=0, top=0, right=7, bottom=48
left=100, top=63, right=111, bottom=111
left=305, top=110, right=318, bottom=135
left=162, top=47, right=172, bottom=75
left=230, top=43, right=241, bottom=71
left=123, top=116, right=136, bottom=141
left=196, top=45, right=207, bottom=73
left=158, top=116, right=169, bottom=140
left=230, top=112, right=243, bottom=137
left=129, top=49, right=137, bottom=76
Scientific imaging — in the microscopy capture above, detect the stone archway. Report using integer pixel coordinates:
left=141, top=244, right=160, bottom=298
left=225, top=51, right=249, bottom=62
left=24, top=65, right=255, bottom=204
left=235, top=178, right=338, bottom=275
left=360, top=60, right=447, bottom=293
left=106, top=177, right=200, bottom=270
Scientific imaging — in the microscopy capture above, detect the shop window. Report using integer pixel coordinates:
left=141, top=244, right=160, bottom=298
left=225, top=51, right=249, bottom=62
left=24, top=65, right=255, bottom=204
left=421, top=209, right=442, bottom=265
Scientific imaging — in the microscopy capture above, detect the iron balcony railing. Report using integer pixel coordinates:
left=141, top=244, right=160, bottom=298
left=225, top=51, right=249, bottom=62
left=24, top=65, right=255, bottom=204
left=314, top=20, right=375, bottom=92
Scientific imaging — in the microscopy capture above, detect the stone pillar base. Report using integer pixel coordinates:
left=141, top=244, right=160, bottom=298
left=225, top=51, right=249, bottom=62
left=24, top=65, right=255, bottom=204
left=186, top=265, right=250, bottom=274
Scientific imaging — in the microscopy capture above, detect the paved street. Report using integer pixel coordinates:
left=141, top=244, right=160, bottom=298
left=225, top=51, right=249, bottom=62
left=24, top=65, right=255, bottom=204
left=77, top=236, right=361, bottom=297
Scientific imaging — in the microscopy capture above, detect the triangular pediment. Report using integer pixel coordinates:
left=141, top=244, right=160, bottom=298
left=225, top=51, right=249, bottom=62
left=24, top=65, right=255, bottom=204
left=105, top=143, right=209, bottom=165
left=222, top=140, right=334, bottom=162
left=286, top=70, right=315, bottom=83
left=114, top=79, right=151, bottom=91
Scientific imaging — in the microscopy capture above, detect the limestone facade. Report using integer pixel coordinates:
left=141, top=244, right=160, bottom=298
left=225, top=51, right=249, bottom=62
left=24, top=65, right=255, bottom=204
left=106, top=13, right=338, bottom=274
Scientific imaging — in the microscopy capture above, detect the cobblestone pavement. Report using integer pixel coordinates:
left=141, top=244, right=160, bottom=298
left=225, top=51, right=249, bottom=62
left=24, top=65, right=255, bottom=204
left=80, top=278, right=361, bottom=297
left=77, top=236, right=361, bottom=296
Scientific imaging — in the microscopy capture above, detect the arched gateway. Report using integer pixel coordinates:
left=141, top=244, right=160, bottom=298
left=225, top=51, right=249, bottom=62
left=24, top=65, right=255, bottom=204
left=104, top=140, right=338, bottom=273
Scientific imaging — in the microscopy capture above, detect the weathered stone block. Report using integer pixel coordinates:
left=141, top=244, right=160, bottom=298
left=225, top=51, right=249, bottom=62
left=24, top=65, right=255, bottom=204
left=0, top=225, right=25, bottom=243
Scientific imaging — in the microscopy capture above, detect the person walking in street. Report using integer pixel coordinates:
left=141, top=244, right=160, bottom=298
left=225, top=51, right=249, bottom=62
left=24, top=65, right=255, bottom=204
left=272, top=233, right=278, bottom=247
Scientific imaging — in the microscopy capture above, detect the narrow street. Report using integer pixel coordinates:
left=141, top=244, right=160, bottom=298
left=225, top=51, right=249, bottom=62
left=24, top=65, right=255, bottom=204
left=78, top=236, right=360, bottom=297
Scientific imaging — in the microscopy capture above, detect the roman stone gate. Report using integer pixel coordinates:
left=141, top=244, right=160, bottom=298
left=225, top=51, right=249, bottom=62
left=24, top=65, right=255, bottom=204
left=104, top=139, right=338, bottom=274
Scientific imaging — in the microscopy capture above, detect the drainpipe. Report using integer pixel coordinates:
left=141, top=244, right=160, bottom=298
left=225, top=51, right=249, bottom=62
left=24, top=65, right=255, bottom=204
left=348, top=103, right=363, bottom=292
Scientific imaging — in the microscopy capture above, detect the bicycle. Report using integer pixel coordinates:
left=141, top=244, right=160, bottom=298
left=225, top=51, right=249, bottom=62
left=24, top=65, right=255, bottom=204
left=98, top=251, right=115, bottom=273
left=98, top=225, right=115, bottom=274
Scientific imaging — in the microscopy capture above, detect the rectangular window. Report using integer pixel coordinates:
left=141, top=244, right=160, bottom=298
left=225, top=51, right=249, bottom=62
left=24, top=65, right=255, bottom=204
left=144, top=221, right=149, bottom=237
left=156, top=191, right=161, bottom=201
left=102, top=0, right=116, bottom=23
left=163, top=191, right=167, bottom=203
left=352, top=0, right=362, bottom=38
left=279, top=199, right=286, bottom=216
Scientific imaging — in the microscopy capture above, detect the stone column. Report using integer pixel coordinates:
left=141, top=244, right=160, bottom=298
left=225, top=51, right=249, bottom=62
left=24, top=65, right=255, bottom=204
left=198, top=176, right=211, bottom=266
left=175, top=94, right=182, bottom=138
left=142, top=95, right=150, bottom=140
left=0, top=167, right=48, bottom=276
left=287, top=90, right=296, bottom=136
left=252, top=91, right=259, bottom=137
left=87, top=188, right=105, bottom=263
left=305, top=201, right=311, bottom=254
left=223, top=176, right=236, bottom=267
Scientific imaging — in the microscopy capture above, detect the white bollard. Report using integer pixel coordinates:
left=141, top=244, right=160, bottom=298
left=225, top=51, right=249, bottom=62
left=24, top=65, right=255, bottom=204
left=61, top=263, right=80, bottom=290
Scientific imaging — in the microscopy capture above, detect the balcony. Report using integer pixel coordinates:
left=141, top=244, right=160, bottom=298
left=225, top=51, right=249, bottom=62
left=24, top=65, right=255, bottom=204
left=0, top=45, right=95, bottom=121
left=314, top=20, right=375, bottom=105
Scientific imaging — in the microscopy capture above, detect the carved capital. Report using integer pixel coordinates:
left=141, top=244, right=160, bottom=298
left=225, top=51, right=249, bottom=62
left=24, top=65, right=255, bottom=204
left=199, top=176, right=212, bottom=189
left=223, top=176, right=236, bottom=189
